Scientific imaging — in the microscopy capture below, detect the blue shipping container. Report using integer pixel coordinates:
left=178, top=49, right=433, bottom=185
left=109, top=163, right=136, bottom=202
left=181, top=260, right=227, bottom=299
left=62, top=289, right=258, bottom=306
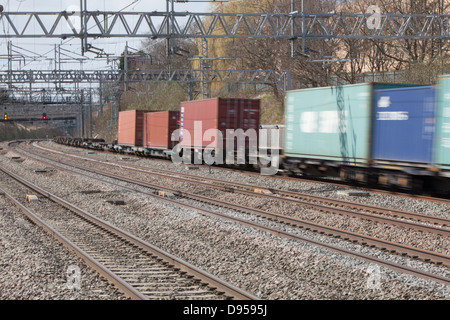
left=372, top=86, right=436, bottom=163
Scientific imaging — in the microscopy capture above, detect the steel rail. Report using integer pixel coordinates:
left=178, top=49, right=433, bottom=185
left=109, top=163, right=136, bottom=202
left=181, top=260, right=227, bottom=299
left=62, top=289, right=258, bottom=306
left=31, top=142, right=450, bottom=236
left=0, top=164, right=259, bottom=300
left=88, top=155, right=450, bottom=227
left=47, top=157, right=450, bottom=266
left=0, top=184, right=148, bottom=300
left=14, top=142, right=450, bottom=270
left=9, top=145, right=450, bottom=287
left=51, top=138, right=450, bottom=206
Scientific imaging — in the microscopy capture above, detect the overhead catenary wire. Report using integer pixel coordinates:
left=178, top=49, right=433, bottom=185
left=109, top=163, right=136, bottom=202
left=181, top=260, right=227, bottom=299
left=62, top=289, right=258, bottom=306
left=5, top=0, right=144, bottom=71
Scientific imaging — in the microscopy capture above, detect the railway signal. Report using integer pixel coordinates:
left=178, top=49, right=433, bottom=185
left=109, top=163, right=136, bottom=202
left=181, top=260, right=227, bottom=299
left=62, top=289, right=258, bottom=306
left=42, top=113, right=47, bottom=120
left=3, top=113, right=7, bottom=121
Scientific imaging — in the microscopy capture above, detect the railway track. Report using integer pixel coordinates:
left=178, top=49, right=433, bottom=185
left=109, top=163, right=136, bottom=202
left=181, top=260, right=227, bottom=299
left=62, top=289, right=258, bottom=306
left=0, top=164, right=259, bottom=300
left=30, top=141, right=450, bottom=232
left=7, top=141, right=450, bottom=285
left=55, top=137, right=450, bottom=203
left=89, top=158, right=450, bottom=229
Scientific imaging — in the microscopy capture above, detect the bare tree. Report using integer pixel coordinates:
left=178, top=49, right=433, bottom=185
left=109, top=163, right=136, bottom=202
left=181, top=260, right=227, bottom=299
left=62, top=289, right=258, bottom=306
left=333, top=0, right=450, bottom=84
left=208, top=0, right=342, bottom=92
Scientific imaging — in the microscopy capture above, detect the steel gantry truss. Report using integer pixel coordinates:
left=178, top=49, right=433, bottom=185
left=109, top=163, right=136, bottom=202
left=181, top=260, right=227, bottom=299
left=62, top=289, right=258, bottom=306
left=1, top=10, right=450, bottom=40
left=3, top=4, right=450, bottom=139
left=3, top=87, right=94, bottom=105
left=0, top=69, right=290, bottom=88
left=1, top=7, right=302, bottom=99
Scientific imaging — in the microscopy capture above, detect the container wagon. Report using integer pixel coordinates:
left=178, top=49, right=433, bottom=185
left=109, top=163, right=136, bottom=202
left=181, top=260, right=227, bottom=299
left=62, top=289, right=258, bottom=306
left=283, top=82, right=421, bottom=187
left=431, top=75, right=450, bottom=193
left=143, top=110, right=180, bottom=158
left=435, top=75, right=450, bottom=172
left=117, top=110, right=146, bottom=153
left=371, top=85, right=436, bottom=188
left=178, top=98, right=260, bottom=165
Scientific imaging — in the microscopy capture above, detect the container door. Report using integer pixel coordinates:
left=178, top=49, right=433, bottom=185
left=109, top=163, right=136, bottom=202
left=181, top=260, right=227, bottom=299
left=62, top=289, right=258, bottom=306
left=135, top=111, right=144, bottom=147
left=284, top=84, right=372, bottom=163
left=219, top=99, right=238, bottom=151
left=168, top=111, right=180, bottom=149
left=180, top=99, right=218, bottom=149
left=372, top=86, right=435, bottom=163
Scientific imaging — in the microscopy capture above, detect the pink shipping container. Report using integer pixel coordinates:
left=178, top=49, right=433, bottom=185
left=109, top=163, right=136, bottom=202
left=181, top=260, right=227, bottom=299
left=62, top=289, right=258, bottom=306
left=179, top=98, right=260, bottom=150
left=144, top=111, right=180, bottom=150
left=117, top=110, right=146, bottom=146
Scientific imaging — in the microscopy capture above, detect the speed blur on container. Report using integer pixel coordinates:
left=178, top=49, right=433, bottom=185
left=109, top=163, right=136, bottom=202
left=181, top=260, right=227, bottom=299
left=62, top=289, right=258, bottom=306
left=117, top=110, right=146, bottom=146
left=283, top=83, right=416, bottom=164
left=179, top=98, right=260, bottom=150
left=436, top=75, right=450, bottom=170
left=372, top=86, right=436, bottom=164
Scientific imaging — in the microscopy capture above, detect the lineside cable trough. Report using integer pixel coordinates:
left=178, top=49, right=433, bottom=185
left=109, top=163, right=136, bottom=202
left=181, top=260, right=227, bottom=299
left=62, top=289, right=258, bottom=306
left=26, top=195, right=39, bottom=202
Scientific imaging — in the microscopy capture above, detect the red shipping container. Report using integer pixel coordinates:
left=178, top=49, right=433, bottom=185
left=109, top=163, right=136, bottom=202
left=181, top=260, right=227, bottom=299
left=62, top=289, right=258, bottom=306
left=144, top=111, right=180, bottom=150
left=118, top=110, right=146, bottom=146
left=179, top=98, right=260, bottom=150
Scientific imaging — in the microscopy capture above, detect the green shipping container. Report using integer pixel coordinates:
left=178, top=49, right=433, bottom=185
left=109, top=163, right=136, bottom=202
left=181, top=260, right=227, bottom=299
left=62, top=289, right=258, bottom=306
left=284, top=83, right=413, bottom=163
left=435, top=75, right=450, bottom=169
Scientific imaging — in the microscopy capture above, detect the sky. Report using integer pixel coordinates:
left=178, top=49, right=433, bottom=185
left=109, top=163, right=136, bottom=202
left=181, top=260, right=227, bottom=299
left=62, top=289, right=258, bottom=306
left=0, top=0, right=220, bottom=73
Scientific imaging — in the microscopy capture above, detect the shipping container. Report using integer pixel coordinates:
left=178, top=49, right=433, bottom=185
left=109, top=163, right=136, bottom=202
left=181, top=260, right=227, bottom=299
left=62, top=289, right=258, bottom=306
left=284, top=83, right=414, bottom=163
left=117, top=110, right=146, bottom=146
left=371, top=86, right=436, bottom=164
left=179, top=98, right=260, bottom=150
left=144, top=111, right=180, bottom=150
left=435, top=75, right=450, bottom=169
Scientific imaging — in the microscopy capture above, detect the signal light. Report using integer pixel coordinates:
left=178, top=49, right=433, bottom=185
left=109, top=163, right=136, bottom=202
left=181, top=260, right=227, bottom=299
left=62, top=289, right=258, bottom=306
left=42, top=113, right=47, bottom=120
left=3, top=113, right=7, bottom=121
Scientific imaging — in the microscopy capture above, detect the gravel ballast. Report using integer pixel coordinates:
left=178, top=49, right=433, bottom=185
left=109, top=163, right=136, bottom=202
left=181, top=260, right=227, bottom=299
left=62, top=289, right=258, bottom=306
left=0, top=185, right=126, bottom=300
left=0, top=140, right=448, bottom=300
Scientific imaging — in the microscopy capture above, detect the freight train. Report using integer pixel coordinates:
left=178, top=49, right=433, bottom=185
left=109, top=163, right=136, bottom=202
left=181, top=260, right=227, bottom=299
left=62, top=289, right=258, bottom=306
left=54, top=75, right=450, bottom=195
